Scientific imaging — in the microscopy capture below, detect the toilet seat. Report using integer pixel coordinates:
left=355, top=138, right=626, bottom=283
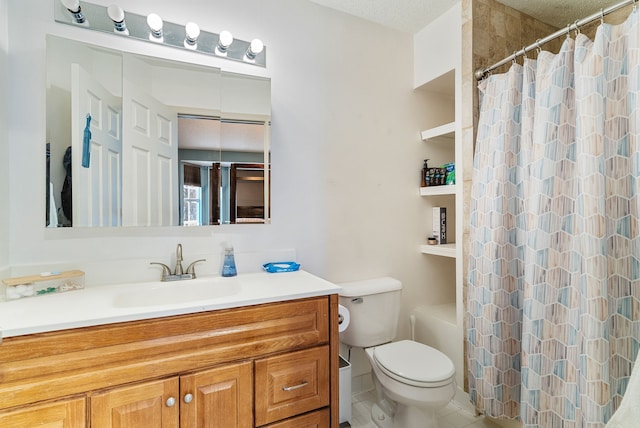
left=372, top=340, right=455, bottom=388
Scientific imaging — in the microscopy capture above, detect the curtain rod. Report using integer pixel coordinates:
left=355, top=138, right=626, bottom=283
left=474, top=0, right=637, bottom=80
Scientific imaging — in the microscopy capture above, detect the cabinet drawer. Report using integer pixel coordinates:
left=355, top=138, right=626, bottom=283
left=255, top=346, right=330, bottom=426
left=262, top=408, right=330, bottom=428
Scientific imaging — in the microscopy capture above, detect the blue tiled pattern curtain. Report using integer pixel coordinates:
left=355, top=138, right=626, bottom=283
left=468, top=10, right=640, bottom=427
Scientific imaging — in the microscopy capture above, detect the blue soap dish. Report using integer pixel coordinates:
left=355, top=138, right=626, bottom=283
left=262, top=262, right=300, bottom=273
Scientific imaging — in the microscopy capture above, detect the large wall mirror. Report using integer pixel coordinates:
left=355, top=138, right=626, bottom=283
left=46, top=35, right=271, bottom=228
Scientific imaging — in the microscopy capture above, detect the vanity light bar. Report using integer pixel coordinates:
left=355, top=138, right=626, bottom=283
left=53, top=0, right=266, bottom=67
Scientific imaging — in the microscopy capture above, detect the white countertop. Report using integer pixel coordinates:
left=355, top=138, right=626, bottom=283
left=0, top=270, right=341, bottom=338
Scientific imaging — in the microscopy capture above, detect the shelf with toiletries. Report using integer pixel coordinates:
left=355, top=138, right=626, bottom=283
left=422, top=200, right=456, bottom=258
left=419, top=118, right=457, bottom=259
left=420, top=121, right=456, bottom=195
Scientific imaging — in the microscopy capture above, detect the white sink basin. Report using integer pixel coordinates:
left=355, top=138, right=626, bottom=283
left=113, top=279, right=241, bottom=308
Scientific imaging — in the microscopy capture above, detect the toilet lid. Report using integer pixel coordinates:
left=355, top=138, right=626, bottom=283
left=373, top=340, right=455, bottom=387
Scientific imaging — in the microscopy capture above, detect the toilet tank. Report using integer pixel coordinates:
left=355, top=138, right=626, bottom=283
left=338, top=277, right=402, bottom=348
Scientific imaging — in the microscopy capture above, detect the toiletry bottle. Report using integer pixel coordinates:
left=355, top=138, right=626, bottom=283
left=422, top=159, right=430, bottom=187
left=221, top=247, right=237, bottom=277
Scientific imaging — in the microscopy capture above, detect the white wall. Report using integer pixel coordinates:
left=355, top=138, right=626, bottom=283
left=0, top=0, right=9, bottom=276
left=6, top=0, right=434, bottom=293
left=414, top=2, right=462, bottom=88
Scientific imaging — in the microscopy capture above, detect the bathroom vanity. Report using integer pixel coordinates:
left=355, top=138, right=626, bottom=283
left=0, top=271, right=341, bottom=427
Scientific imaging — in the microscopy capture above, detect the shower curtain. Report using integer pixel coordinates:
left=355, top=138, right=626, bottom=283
left=468, top=9, right=640, bottom=427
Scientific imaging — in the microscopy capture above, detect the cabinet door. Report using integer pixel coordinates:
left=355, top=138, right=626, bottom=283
left=0, top=397, right=86, bottom=428
left=90, top=377, right=179, bottom=428
left=255, top=346, right=329, bottom=426
left=180, top=361, right=253, bottom=428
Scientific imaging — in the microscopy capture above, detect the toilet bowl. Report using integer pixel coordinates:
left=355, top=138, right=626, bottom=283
left=338, top=277, right=457, bottom=428
left=366, top=341, right=456, bottom=428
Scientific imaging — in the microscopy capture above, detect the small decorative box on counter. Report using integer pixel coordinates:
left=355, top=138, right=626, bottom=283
left=2, top=270, right=85, bottom=301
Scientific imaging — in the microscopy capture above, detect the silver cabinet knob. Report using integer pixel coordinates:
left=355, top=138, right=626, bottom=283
left=166, top=397, right=176, bottom=407
left=183, top=393, right=193, bottom=404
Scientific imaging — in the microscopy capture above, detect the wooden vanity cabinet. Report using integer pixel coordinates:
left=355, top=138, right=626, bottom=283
left=0, top=295, right=340, bottom=427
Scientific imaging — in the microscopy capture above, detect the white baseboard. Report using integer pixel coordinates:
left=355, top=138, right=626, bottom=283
left=452, top=387, right=475, bottom=413
left=351, top=372, right=374, bottom=395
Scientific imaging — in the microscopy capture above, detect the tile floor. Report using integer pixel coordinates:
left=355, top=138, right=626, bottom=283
left=348, top=389, right=502, bottom=428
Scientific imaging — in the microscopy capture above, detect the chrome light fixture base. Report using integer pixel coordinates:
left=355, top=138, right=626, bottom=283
left=54, top=0, right=266, bottom=67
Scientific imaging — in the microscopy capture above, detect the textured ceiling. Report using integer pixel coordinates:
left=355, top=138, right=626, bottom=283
left=308, top=0, right=626, bottom=34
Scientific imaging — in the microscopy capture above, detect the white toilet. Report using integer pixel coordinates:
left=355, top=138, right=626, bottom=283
left=339, top=277, right=456, bottom=428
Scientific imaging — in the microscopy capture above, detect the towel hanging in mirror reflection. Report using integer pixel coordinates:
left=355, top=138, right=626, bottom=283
left=82, top=114, right=92, bottom=168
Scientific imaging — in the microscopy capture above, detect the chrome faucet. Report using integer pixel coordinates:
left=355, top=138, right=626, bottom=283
left=151, top=244, right=206, bottom=281
left=174, top=243, right=184, bottom=275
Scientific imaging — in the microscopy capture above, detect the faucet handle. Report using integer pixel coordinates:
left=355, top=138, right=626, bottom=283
left=150, top=262, right=172, bottom=280
left=185, top=259, right=206, bottom=278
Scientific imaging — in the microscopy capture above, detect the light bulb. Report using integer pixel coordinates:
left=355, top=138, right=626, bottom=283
left=107, top=4, right=124, bottom=22
left=60, top=0, right=80, bottom=12
left=216, top=30, right=234, bottom=53
left=246, top=38, right=264, bottom=60
left=147, top=13, right=163, bottom=38
left=60, top=0, right=85, bottom=23
left=107, top=4, right=127, bottom=34
left=185, top=22, right=200, bottom=46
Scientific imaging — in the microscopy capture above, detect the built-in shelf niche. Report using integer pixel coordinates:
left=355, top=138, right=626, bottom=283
left=420, top=119, right=457, bottom=259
